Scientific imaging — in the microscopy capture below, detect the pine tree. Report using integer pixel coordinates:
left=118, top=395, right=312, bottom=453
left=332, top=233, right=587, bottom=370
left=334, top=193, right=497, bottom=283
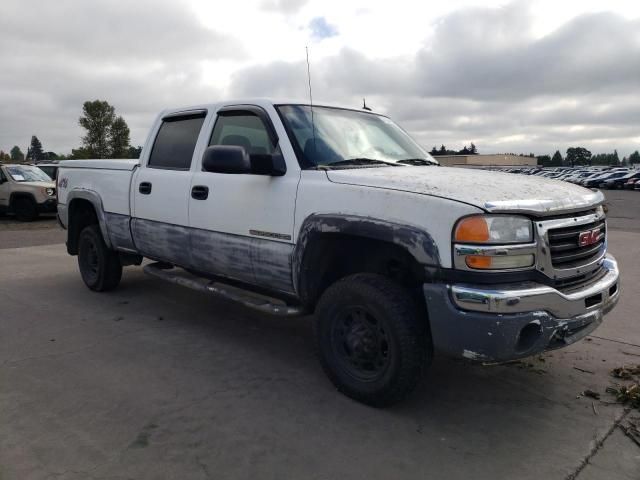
left=26, top=136, right=44, bottom=162
left=550, top=150, right=563, bottom=166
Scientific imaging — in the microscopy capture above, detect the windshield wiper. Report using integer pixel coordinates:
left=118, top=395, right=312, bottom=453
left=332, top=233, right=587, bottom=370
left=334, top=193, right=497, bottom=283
left=397, top=158, right=439, bottom=166
left=322, top=157, right=400, bottom=169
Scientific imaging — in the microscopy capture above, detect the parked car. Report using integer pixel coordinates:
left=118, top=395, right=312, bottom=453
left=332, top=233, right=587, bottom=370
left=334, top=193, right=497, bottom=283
left=603, top=171, right=640, bottom=189
left=56, top=100, right=620, bottom=406
left=624, top=178, right=640, bottom=189
left=36, top=163, right=59, bottom=180
left=583, top=171, right=629, bottom=188
left=0, top=164, right=57, bottom=221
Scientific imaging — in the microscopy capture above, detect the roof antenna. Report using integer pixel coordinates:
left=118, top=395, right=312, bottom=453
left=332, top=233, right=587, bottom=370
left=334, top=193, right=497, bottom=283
left=305, top=46, right=317, bottom=157
left=362, top=98, right=371, bottom=111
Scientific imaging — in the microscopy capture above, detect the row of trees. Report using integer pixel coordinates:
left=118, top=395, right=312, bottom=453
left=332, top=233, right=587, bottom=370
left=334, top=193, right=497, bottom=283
left=0, top=100, right=142, bottom=163
left=430, top=143, right=478, bottom=156
left=537, top=148, right=640, bottom=167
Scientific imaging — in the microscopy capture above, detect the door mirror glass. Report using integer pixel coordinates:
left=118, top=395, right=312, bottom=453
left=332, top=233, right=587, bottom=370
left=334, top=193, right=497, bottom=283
left=202, top=145, right=251, bottom=174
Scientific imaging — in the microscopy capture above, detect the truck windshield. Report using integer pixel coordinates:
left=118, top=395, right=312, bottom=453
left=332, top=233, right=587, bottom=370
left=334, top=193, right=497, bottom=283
left=277, top=105, right=437, bottom=169
left=6, top=165, right=52, bottom=182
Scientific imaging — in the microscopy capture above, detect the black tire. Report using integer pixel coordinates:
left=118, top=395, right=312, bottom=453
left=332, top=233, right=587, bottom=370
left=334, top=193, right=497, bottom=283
left=314, top=273, right=431, bottom=407
left=13, top=197, right=38, bottom=221
left=78, top=225, right=122, bottom=291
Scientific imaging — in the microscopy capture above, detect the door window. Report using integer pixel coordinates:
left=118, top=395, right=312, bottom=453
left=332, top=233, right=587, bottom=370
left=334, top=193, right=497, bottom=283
left=209, top=114, right=276, bottom=156
left=148, top=113, right=206, bottom=170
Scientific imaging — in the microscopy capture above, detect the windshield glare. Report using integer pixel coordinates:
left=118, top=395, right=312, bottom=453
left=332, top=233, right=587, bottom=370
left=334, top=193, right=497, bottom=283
left=277, top=105, right=435, bottom=168
left=6, top=165, right=52, bottom=182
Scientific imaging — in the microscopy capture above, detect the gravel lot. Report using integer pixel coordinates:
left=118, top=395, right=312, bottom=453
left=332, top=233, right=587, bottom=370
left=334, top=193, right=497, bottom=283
left=1, top=191, right=639, bottom=479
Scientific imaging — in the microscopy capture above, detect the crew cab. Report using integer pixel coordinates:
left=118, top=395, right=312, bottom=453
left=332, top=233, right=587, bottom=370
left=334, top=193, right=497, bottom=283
left=0, top=164, right=57, bottom=221
left=56, top=100, right=620, bottom=406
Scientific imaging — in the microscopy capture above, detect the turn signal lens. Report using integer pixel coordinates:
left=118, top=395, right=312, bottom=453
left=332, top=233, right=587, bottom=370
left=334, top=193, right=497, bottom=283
left=465, top=255, right=492, bottom=269
left=465, top=254, right=535, bottom=270
left=455, top=216, right=490, bottom=243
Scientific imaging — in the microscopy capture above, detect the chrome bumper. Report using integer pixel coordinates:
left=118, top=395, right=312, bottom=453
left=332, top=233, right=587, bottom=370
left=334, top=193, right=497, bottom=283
left=423, top=254, right=620, bottom=363
left=450, top=254, right=619, bottom=318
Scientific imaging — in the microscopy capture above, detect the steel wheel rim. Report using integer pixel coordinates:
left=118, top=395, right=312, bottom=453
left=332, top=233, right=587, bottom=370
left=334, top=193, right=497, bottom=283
left=331, top=306, right=391, bottom=381
left=80, top=237, right=99, bottom=280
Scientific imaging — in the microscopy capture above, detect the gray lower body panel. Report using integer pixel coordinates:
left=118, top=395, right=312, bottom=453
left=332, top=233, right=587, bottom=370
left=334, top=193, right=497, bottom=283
left=105, top=212, right=136, bottom=251
left=118, top=216, right=294, bottom=294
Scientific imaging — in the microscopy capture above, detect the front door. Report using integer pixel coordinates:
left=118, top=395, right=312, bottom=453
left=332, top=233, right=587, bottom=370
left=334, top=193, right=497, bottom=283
left=0, top=169, right=9, bottom=208
left=188, top=107, right=299, bottom=292
left=131, top=111, right=208, bottom=265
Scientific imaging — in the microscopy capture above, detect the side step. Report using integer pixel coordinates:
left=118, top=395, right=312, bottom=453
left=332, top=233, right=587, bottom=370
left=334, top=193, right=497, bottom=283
left=143, top=262, right=305, bottom=317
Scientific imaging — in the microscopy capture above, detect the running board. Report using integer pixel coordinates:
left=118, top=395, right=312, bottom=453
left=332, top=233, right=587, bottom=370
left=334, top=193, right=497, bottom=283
left=143, top=262, right=305, bottom=317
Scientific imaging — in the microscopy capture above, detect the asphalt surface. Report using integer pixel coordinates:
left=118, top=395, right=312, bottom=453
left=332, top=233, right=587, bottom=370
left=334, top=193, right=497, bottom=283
left=1, top=191, right=639, bottom=479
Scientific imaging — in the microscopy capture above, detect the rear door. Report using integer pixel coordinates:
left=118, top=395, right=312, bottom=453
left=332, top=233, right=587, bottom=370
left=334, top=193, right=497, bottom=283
left=188, top=105, right=299, bottom=292
left=131, top=110, right=208, bottom=265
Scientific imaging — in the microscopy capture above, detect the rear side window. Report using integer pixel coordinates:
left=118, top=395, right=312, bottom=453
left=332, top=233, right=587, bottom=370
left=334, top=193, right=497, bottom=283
left=148, top=113, right=206, bottom=170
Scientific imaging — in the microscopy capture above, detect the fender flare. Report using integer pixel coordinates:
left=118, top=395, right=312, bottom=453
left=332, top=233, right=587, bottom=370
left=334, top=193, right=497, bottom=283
left=292, top=213, right=441, bottom=294
left=66, top=189, right=113, bottom=249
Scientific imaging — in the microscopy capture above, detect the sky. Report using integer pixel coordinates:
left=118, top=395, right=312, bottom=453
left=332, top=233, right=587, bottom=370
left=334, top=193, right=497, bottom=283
left=1, top=0, right=639, bottom=158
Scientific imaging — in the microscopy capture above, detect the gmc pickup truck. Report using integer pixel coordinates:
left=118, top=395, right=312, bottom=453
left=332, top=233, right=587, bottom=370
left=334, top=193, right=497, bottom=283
left=57, top=100, right=620, bottom=406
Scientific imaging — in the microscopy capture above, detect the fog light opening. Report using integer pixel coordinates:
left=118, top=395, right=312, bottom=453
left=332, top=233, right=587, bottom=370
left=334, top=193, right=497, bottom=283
left=516, top=322, right=543, bottom=352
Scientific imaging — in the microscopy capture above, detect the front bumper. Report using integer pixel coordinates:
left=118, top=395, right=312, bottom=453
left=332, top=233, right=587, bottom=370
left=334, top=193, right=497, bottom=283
left=37, top=198, right=57, bottom=213
left=424, top=254, right=620, bottom=363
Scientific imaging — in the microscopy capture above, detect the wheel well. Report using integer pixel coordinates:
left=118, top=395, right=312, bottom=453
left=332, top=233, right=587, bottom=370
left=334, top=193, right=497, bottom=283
left=67, top=199, right=99, bottom=255
left=298, top=233, right=426, bottom=310
left=10, top=192, right=36, bottom=207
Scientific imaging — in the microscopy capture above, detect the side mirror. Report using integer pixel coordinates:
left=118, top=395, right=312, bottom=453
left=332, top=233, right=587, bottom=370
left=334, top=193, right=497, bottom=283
left=202, top=145, right=251, bottom=174
left=202, top=145, right=287, bottom=176
left=250, top=153, right=286, bottom=176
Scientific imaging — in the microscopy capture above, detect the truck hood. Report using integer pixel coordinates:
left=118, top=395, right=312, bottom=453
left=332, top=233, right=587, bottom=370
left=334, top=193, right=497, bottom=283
left=326, top=166, right=604, bottom=216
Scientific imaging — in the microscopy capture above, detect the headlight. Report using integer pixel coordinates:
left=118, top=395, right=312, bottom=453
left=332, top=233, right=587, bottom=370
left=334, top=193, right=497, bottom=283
left=454, top=215, right=533, bottom=244
left=45, top=188, right=55, bottom=196
left=453, top=215, right=535, bottom=271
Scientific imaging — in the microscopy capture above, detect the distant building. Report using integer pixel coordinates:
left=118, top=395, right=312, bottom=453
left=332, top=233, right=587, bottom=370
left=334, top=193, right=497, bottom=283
left=435, top=154, right=537, bottom=167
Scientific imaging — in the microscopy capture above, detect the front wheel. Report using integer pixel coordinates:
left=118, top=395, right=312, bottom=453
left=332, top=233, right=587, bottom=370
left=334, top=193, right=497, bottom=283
left=78, top=225, right=122, bottom=291
left=314, top=273, right=431, bottom=407
left=13, top=197, right=38, bottom=221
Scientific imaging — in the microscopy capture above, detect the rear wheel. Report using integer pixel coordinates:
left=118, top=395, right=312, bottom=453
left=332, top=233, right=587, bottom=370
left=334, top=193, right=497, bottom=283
left=314, top=273, right=431, bottom=407
left=78, top=225, right=122, bottom=291
left=13, top=197, right=38, bottom=221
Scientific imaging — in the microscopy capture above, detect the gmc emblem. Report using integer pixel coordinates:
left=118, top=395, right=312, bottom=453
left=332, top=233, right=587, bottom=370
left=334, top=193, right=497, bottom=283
left=578, top=228, right=601, bottom=247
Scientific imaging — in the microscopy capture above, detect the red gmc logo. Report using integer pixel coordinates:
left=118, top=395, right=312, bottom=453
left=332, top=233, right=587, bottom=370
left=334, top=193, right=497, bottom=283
left=578, top=228, right=601, bottom=247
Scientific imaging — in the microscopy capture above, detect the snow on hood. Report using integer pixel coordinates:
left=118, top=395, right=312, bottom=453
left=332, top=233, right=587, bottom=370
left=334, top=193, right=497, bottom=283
left=326, top=166, right=604, bottom=216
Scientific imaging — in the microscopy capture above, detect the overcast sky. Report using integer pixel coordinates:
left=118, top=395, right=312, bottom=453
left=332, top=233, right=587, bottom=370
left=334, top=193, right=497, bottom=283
left=1, top=0, right=639, bottom=158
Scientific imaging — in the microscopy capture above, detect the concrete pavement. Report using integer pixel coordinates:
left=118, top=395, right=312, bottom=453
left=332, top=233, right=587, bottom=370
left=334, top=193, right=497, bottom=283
left=1, top=196, right=639, bottom=479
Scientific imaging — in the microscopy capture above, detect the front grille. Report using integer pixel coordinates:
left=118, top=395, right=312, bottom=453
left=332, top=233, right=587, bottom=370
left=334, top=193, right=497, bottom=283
left=553, top=266, right=607, bottom=293
left=547, top=219, right=606, bottom=268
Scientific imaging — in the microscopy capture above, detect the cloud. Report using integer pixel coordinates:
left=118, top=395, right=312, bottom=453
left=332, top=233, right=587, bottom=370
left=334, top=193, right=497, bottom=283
left=227, top=3, right=640, bottom=157
left=308, top=17, right=339, bottom=40
left=261, top=0, right=308, bottom=14
left=0, top=0, right=639, bottom=158
left=0, top=0, right=235, bottom=152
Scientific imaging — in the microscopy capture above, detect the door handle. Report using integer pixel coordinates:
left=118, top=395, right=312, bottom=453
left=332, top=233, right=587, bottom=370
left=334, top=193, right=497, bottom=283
left=139, top=182, right=152, bottom=195
left=191, top=185, right=209, bottom=200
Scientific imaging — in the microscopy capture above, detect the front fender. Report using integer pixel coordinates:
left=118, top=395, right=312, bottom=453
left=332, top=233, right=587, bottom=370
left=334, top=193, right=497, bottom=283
left=292, top=213, right=441, bottom=294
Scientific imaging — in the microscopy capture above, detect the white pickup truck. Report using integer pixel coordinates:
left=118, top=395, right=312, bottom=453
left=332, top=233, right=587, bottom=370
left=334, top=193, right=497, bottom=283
left=57, top=100, right=620, bottom=406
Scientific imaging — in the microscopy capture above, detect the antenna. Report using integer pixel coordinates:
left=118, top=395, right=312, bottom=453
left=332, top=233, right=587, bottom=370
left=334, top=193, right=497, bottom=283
left=305, top=46, right=317, bottom=157
left=362, top=98, right=371, bottom=111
